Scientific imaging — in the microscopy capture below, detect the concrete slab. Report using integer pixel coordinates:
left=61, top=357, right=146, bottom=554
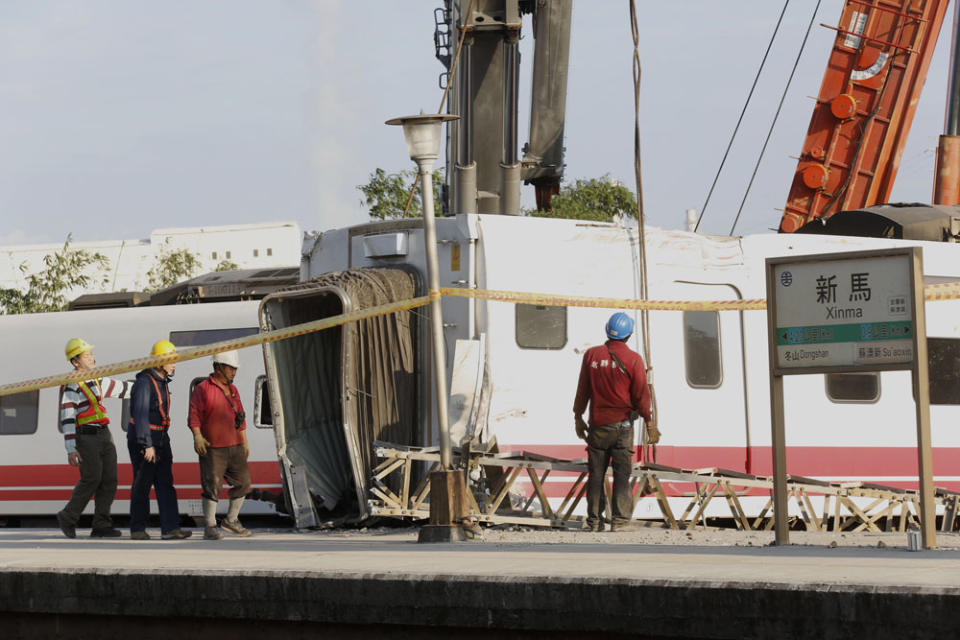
left=1, top=527, right=959, bottom=638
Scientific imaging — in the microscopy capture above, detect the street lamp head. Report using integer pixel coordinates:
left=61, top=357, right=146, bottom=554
left=386, top=112, right=459, bottom=169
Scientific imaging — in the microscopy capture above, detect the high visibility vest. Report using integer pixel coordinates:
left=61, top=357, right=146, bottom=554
left=129, top=375, right=171, bottom=432
left=75, top=380, right=109, bottom=427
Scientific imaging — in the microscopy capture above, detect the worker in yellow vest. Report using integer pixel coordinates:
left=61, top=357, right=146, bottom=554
left=56, top=338, right=132, bottom=539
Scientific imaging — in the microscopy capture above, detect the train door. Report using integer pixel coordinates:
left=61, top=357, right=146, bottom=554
left=657, top=281, right=750, bottom=473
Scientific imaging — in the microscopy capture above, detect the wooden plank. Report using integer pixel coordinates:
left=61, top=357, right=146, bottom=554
left=400, top=458, right=412, bottom=508
left=839, top=496, right=882, bottom=533
left=556, top=472, right=586, bottom=517
left=483, top=467, right=522, bottom=515
left=800, top=490, right=822, bottom=532
left=650, top=476, right=679, bottom=530
left=724, top=482, right=751, bottom=531
left=410, top=461, right=439, bottom=511
left=687, top=482, right=719, bottom=531
left=526, top=467, right=554, bottom=519
left=562, top=481, right=588, bottom=522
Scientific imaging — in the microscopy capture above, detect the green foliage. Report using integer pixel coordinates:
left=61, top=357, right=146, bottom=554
left=214, top=259, right=239, bottom=272
left=358, top=168, right=444, bottom=220
left=528, top=175, right=637, bottom=222
left=145, top=240, right=202, bottom=292
left=0, top=234, right=109, bottom=314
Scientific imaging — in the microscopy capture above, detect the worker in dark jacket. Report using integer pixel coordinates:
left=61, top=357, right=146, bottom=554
left=573, top=312, right=654, bottom=532
left=127, top=340, right=191, bottom=540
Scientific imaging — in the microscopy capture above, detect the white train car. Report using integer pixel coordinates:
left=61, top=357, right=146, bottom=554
left=0, top=300, right=283, bottom=519
left=263, top=211, right=960, bottom=523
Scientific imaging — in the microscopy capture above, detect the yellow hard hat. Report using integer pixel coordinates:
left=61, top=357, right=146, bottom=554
left=65, top=338, right=94, bottom=361
left=150, top=340, right=177, bottom=357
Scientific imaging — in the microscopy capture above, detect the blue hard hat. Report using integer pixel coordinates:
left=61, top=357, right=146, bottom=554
left=606, top=312, right=634, bottom=340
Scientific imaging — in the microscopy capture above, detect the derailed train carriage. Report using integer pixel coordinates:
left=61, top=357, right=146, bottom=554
left=260, top=207, right=960, bottom=528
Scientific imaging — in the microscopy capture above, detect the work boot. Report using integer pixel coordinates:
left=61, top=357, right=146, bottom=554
left=130, top=530, right=151, bottom=541
left=90, top=527, right=122, bottom=538
left=585, top=520, right=605, bottom=533
left=220, top=518, right=251, bottom=537
left=204, top=526, right=224, bottom=541
left=56, top=511, right=76, bottom=539
left=161, top=529, right=193, bottom=540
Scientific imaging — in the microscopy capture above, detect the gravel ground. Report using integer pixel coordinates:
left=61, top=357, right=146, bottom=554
left=310, top=523, right=960, bottom=550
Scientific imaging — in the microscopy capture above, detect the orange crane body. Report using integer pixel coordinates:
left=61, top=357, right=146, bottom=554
left=780, top=0, right=950, bottom=233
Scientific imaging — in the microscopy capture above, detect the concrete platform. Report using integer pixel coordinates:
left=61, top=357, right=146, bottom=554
left=2, top=527, right=960, bottom=638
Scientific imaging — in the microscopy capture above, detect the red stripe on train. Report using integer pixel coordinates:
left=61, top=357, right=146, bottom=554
left=0, top=488, right=277, bottom=501
left=0, top=461, right=282, bottom=488
left=497, top=444, right=960, bottom=477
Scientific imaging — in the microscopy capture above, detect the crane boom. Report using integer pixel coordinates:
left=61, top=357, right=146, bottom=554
left=779, top=0, right=949, bottom=233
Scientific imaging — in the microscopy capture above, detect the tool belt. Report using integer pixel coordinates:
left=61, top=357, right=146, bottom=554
left=76, top=424, right=108, bottom=435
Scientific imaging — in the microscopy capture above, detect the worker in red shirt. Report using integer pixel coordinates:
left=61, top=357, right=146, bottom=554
left=188, top=350, right=252, bottom=540
left=573, top=312, right=655, bottom=532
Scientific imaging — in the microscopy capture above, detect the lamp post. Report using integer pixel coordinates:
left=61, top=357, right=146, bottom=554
left=387, top=112, right=470, bottom=542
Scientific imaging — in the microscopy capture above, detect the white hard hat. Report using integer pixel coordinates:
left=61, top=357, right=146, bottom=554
left=212, top=350, right=240, bottom=368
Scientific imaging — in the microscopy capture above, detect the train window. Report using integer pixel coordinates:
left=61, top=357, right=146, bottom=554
left=515, top=304, right=567, bottom=349
left=169, top=327, right=258, bottom=348
left=0, top=390, right=39, bottom=435
left=683, top=311, right=722, bottom=388
left=254, top=375, right=273, bottom=428
left=825, top=373, right=880, bottom=403
left=928, top=338, right=960, bottom=405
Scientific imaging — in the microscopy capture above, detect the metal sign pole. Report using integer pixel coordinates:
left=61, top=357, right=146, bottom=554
left=766, top=262, right=790, bottom=545
left=766, top=247, right=930, bottom=547
left=769, top=374, right=789, bottom=545
left=910, top=249, right=936, bottom=549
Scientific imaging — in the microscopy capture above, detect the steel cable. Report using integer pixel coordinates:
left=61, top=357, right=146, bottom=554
left=696, top=0, right=791, bottom=232
left=729, top=0, right=823, bottom=236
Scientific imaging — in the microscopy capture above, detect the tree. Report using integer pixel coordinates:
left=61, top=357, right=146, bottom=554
left=145, top=240, right=203, bottom=292
left=528, top=175, right=637, bottom=222
left=214, top=259, right=239, bottom=272
left=0, top=234, right=109, bottom=314
left=358, top=168, right=444, bottom=220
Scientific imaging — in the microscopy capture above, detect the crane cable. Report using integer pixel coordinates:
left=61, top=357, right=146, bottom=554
left=629, top=0, right=657, bottom=464
left=401, top=0, right=476, bottom=218
left=729, top=0, right=823, bottom=236
left=696, top=0, right=791, bottom=232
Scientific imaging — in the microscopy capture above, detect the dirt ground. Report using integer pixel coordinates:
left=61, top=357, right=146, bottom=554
left=321, top=522, right=960, bottom=550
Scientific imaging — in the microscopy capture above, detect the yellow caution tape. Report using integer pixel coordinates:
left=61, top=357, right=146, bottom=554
left=0, top=296, right=430, bottom=398
left=923, top=281, right=960, bottom=302
left=5, top=279, right=960, bottom=398
left=441, top=287, right=767, bottom=310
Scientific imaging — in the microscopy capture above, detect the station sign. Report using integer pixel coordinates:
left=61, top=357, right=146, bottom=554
left=764, top=246, right=934, bottom=550
left=768, top=249, right=916, bottom=373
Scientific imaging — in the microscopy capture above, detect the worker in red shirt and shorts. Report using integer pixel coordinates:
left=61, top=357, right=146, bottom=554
left=573, top=312, right=655, bottom=532
left=189, top=350, right=252, bottom=540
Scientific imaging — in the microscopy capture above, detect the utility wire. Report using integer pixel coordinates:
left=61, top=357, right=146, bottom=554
left=729, top=0, right=822, bottom=236
left=695, top=0, right=790, bottom=232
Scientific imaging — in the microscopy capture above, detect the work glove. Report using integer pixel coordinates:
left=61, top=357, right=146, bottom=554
left=193, top=430, right=210, bottom=456
left=574, top=415, right=589, bottom=442
left=645, top=422, right=661, bottom=445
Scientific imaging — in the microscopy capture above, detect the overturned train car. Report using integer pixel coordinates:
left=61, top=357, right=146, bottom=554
left=261, top=211, right=960, bottom=527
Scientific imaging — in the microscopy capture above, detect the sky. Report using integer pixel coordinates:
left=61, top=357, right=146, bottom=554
left=0, top=0, right=954, bottom=246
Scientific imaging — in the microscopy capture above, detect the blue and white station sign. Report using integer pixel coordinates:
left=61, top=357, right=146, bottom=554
left=772, top=252, right=914, bottom=369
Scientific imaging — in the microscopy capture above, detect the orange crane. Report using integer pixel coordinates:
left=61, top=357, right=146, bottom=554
left=779, top=0, right=950, bottom=233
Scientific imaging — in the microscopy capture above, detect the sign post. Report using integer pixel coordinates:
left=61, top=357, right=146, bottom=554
left=765, top=247, right=934, bottom=548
